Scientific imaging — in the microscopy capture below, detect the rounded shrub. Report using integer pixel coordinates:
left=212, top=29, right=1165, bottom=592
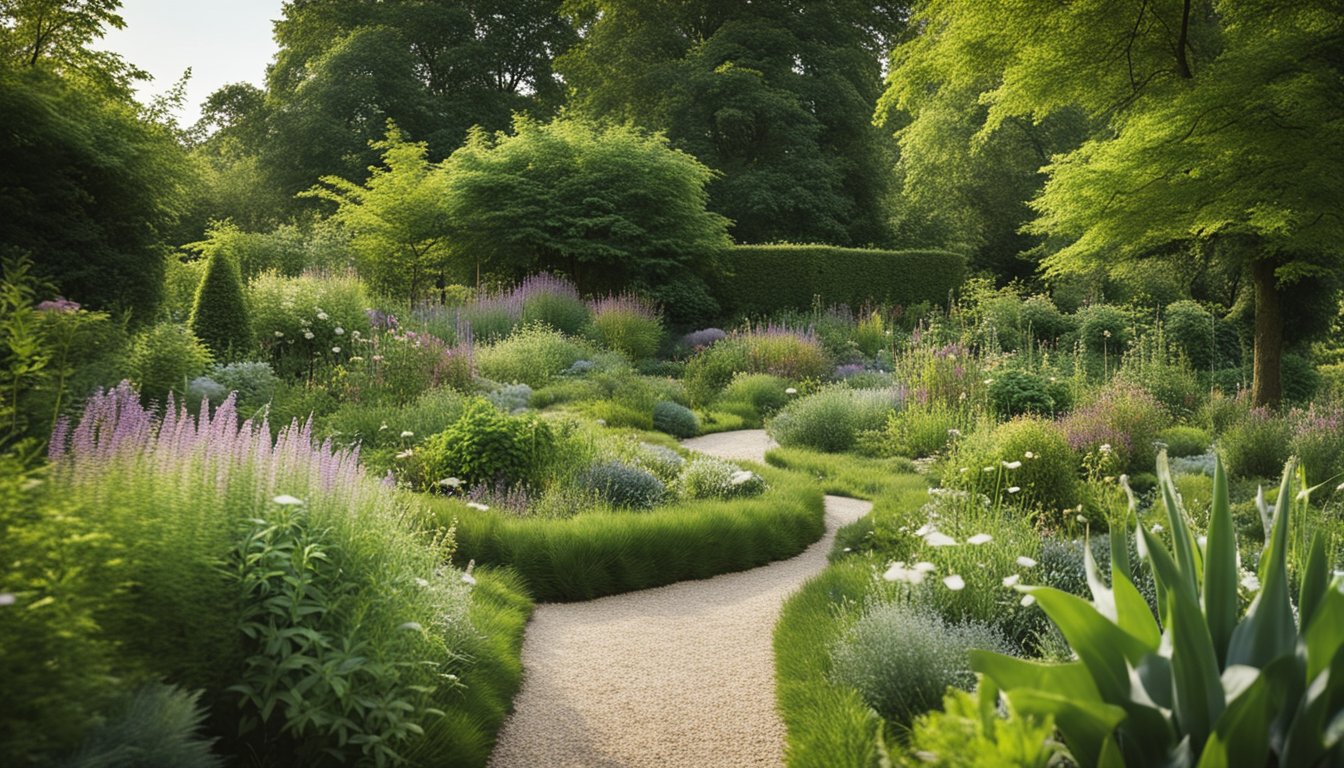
left=516, top=274, right=590, bottom=335
left=579, top=461, right=667, bottom=509
left=127, top=323, right=213, bottom=404
left=1289, top=403, right=1344, bottom=487
left=1020, top=294, right=1073, bottom=344
left=630, top=443, right=686, bottom=484
left=684, top=326, right=830, bottom=404
left=208, top=361, right=280, bottom=409
left=188, top=251, right=251, bottom=360
left=639, top=276, right=719, bottom=330
left=767, top=386, right=902, bottom=453
left=944, top=416, right=1080, bottom=518
left=1164, top=300, right=1217, bottom=371
left=587, top=293, right=663, bottom=361
left=1220, top=407, right=1291, bottom=479
left=418, top=398, right=556, bottom=489
left=248, top=271, right=372, bottom=378
left=829, top=600, right=1013, bottom=726
left=720, top=373, right=790, bottom=418
left=475, top=324, right=590, bottom=388
left=987, top=369, right=1071, bottom=418
left=1281, top=352, right=1321, bottom=405
left=652, top=400, right=700, bottom=438
left=677, top=457, right=766, bottom=500
left=1156, top=425, right=1211, bottom=458
left=1074, top=303, right=1131, bottom=353
left=487, top=383, right=534, bottom=414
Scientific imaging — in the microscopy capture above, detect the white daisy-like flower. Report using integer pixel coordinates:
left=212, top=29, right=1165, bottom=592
left=785, top=387, right=798, bottom=395
left=1099, top=443, right=1113, bottom=454
left=272, top=494, right=305, bottom=506
left=967, top=533, right=993, bottom=546
left=1024, top=451, right=1035, bottom=459
left=274, top=330, right=284, bottom=338
left=334, top=327, right=345, bottom=335
left=1240, top=573, right=1261, bottom=592
left=331, top=346, right=341, bottom=354
left=1007, top=486, right=1021, bottom=494
left=1002, top=574, right=1021, bottom=588
left=1016, top=556, right=1038, bottom=568
left=1002, top=460, right=1022, bottom=469
left=395, top=449, right=414, bottom=460
left=400, top=430, right=414, bottom=438
left=317, top=311, right=329, bottom=321
left=1021, top=594, right=1037, bottom=607
left=304, top=331, right=315, bottom=340
left=943, top=574, right=966, bottom=591
left=883, top=562, right=926, bottom=585
left=437, top=477, right=463, bottom=489
left=912, top=561, right=937, bottom=573
left=982, top=466, right=996, bottom=473
left=466, top=501, right=490, bottom=512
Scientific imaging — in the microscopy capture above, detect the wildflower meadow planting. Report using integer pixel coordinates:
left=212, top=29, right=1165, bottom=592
left=4, top=1, right=1342, bottom=766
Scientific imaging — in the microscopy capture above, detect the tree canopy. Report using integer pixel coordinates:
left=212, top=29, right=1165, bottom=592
left=882, top=0, right=1344, bottom=405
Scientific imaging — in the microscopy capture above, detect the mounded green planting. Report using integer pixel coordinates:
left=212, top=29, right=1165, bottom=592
left=433, top=465, right=824, bottom=602
left=765, top=445, right=921, bottom=499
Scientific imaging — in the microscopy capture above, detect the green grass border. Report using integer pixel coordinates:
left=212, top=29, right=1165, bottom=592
left=428, top=464, right=825, bottom=602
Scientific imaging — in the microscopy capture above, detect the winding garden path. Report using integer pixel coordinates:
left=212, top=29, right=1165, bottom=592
left=488, top=430, right=872, bottom=768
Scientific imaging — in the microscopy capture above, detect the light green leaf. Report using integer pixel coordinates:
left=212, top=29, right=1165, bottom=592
left=1203, top=453, right=1238, bottom=667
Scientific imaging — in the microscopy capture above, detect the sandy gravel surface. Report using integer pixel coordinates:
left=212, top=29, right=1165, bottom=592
left=488, top=430, right=872, bottom=768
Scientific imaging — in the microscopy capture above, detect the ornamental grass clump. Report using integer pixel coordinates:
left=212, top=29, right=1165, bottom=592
left=587, top=292, right=663, bottom=361
left=677, top=456, right=766, bottom=500
left=1059, top=380, right=1167, bottom=474
left=767, top=385, right=903, bottom=453
left=515, top=273, right=590, bottom=335
left=45, top=382, right=480, bottom=766
left=684, top=323, right=830, bottom=404
left=972, top=453, right=1344, bottom=767
left=475, top=323, right=590, bottom=388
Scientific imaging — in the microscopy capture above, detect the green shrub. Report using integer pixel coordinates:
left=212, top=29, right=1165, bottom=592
left=418, top=399, right=556, bottom=489
left=516, top=274, right=590, bottom=335
left=1117, top=325, right=1206, bottom=417
left=61, top=683, right=222, bottom=768
left=249, top=271, right=372, bottom=378
left=187, top=251, right=251, bottom=360
left=830, top=600, right=1013, bottom=726
left=1281, top=352, right=1321, bottom=405
left=1220, top=406, right=1291, bottom=479
left=1074, top=303, right=1131, bottom=353
left=944, top=416, right=1080, bottom=519
left=768, top=386, right=903, bottom=453
left=637, top=275, right=720, bottom=330
left=1156, top=425, right=1211, bottom=458
left=677, top=457, right=767, bottom=500
left=488, top=382, right=534, bottom=413
left=1164, top=299, right=1218, bottom=371
left=476, top=324, right=590, bottom=388
left=1019, top=294, right=1073, bottom=344
left=322, top=387, right=467, bottom=473
left=579, top=460, right=667, bottom=509
left=1060, top=380, right=1169, bottom=474
left=163, top=256, right=206, bottom=323
left=583, top=399, right=653, bottom=430
left=127, top=323, right=212, bottom=404
left=652, top=400, right=699, bottom=438
left=881, top=401, right=971, bottom=459
left=899, top=683, right=1066, bottom=768
left=627, top=443, right=686, bottom=484
left=205, top=361, right=279, bottom=409
left=988, top=369, right=1071, bottom=418
left=715, top=245, right=965, bottom=317
left=684, top=326, right=831, bottom=404
left=1289, top=403, right=1344, bottom=487
left=720, top=372, right=791, bottom=418
left=587, top=293, right=663, bottom=361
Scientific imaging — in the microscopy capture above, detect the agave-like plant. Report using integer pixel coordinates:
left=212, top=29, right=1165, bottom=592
left=972, top=451, right=1344, bottom=767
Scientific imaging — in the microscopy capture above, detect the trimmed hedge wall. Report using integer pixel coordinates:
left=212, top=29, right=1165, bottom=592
left=714, top=245, right=966, bottom=315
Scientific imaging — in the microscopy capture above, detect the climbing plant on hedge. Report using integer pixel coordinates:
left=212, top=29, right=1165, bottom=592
left=188, top=251, right=251, bottom=360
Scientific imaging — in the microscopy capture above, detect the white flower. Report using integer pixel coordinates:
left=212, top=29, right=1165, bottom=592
left=1240, top=573, right=1261, bottom=592
left=1016, top=556, right=1038, bottom=568
left=924, top=531, right=957, bottom=547
left=883, top=562, right=926, bottom=585
left=947, top=428, right=962, bottom=438
left=967, top=533, right=993, bottom=545
left=304, top=330, right=315, bottom=340
left=943, top=574, right=966, bottom=591
left=272, top=494, right=305, bottom=506
left=785, top=387, right=798, bottom=395
left=395, top=449, right=414, bottom=460
left=1076, top=513, right=1088, bottom=523
left=466, top=501, right=490, bottom=512
left=1007, top=486, right=1021, bottom=494
left=437, top=477, right=463, bottom=489
left=334, top=327, right=345, bottom=335
left=400, top=430, right=414, bottom=439
left=397, top=621, right=424, bottom=632
left=1024, top=451, right=1035, bottom=459
left=273, top=330, right=284, bottom=338
left=1152, top=523, right=1165, bottom=534
left=1099, top=443, right=1112, bottom=454
left=959, top=467, right=969, bottom=474
left=331, top=346, right=341, bottom=354
left=912, top=561, right=937, bottom=573
left=0, top=593, right=16, bottom=607
left=1002, top=574, right=1021, bottom=588
left=317, top=311, right=329, bottom=321
left=982, top=466, right=996, bottom=473
left=729, top=470, right=756, bottom=486
left=1002, top=460, right=1022, bottom=469
left=1020, top=594, right=1037, bottom=607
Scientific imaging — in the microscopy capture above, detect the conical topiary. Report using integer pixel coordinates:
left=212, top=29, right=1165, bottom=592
left=188, top=251, right=250, bottom=360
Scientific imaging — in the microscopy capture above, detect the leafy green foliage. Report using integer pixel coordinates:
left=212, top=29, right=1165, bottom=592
left=418, top=399, right=556, bottom=490
left=719, top=373, right=791, bottom=421
left=831, top=599, right=1014, bottom=726
left=944, top=416, right=1080, bottom=519
left=1157, top=426, right=1211, bottom=459
left=188, top=251, right=251, bottom=360
left=898, top=681, right=1065, bottom=768
left=185, top=219, right=354, bottom=282
left=475, top=324, right=591, bottom=388
left=127, top=323, right=213, bottom=404
left=442, top=117, right=731, bottom=291
left=988, top=369, right=1070, bottom=419
left=684, top=327, right=831, bottom=405
left=717, top=246, right=966, bottom=318
left=880, top=400, right=969, bottom=459
left=62, top=683, right=222, bottom=768
left=677, top=457, right=766, bottom=501
left=652, top=400, right=699, bottom=439
left=587, top=294, right=663, bottom=361
left=768, top=386, right=903, bottom=453
left=1060, top=381, right=1169, bottom=475
left=973, top=453, right=1344, bottom=767
left=248, top=271, right=372, bottom=379
left=1220, top=408, right=1291, bottom=479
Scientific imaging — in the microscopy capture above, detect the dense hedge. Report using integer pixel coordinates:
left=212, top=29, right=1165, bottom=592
left=714, top=245, right=966, bottom=316
left=432, top=465, right=824, bottom=602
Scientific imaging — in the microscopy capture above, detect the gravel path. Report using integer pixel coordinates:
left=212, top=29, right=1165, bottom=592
left=488, top=430, right=872, bottom=768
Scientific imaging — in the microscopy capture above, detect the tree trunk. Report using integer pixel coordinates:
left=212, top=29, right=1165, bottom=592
left=1250, top=258, right=1283, bottom=407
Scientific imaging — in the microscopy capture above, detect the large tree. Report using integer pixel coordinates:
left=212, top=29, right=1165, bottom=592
left=559, top=0, right=906, bottom=246
left=249, top=0, right=575, bottom=203
left=885, top=0, right=1343, bottom=405
left=0, top=1, right=193, bottom=321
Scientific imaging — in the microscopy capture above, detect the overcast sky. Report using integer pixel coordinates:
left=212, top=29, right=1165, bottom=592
left=96, top=0, right=284, bottom=125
